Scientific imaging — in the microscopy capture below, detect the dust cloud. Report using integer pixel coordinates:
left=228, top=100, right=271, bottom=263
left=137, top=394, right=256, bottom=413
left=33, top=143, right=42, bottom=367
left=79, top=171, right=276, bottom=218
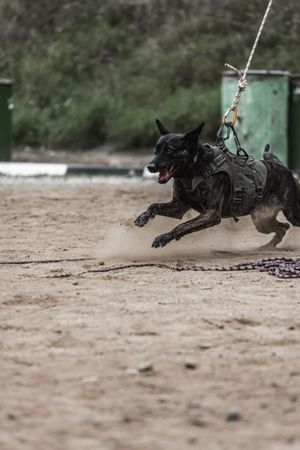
left=97, top=213, right=273, bottom=262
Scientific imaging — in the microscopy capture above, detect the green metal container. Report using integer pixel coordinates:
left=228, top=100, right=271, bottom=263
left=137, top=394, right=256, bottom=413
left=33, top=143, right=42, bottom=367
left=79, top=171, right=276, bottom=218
left=0, top=80, right=13, bottom=161
left=289, top=76, right=300, bottom=170
left=221, top=70, right=290, bottom=164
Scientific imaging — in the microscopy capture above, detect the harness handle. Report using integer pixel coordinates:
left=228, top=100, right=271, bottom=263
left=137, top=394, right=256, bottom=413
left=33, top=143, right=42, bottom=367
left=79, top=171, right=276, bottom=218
left=216, top=123, right=249, bottom=159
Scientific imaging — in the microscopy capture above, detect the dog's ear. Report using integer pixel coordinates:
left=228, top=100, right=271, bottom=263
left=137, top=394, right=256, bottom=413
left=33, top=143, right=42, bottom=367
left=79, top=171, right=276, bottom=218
left=183, top=123, right=205, bottom=145
left=155, top=119, right=170, bottom=136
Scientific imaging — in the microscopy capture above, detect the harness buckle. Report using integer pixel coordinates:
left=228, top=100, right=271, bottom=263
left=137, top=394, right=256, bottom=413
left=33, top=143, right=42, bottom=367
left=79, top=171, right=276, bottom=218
left=256, top=190, right=263, bottom=202
left=214, top=153, right=226, bottom=167
left=232, top=190, right=242, bottom=204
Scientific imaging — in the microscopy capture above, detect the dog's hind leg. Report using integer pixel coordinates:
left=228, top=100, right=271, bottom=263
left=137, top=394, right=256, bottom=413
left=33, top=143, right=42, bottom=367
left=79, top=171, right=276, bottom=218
left=282, top=182, right=300, bottom=227
left=281, top=173, right=300, bottom=227
left=251, top=206, right=290, bottom=250
left=282, top=205, right=300, bottom=227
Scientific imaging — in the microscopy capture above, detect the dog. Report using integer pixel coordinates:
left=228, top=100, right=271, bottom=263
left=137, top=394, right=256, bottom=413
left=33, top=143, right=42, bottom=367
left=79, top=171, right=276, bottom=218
left=135, top=119, right=300, bottom=249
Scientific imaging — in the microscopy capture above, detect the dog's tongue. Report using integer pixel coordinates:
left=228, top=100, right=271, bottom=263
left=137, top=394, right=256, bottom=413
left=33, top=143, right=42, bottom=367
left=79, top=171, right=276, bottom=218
left=158, top=167, right=172, bottom=184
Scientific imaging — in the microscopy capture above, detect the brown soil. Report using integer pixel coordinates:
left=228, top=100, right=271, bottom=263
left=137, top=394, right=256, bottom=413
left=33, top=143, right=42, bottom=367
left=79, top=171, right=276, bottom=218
left=0, top=178, right=300, bottom=450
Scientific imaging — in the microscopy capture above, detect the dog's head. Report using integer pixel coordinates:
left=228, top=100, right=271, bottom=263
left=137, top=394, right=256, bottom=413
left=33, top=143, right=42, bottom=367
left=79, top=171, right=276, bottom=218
left=147, top=119, right=205, bottom=184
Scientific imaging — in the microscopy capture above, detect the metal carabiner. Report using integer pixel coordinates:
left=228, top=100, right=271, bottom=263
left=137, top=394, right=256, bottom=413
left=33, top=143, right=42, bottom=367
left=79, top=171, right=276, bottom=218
left=223, top=106, right=238, bottom=127
left=217, top=123, right=231, bottom=144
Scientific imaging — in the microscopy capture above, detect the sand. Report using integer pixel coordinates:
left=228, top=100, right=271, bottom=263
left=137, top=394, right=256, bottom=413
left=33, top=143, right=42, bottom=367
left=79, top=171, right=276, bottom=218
left=0, top=177, right=299, bottom=450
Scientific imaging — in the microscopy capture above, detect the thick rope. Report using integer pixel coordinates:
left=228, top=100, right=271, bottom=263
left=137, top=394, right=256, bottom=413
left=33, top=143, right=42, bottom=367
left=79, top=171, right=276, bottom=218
left=224, top=0, right=273, bottom=120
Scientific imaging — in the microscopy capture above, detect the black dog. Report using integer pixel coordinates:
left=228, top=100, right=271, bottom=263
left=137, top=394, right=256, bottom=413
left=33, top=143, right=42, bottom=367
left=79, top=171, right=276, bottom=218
left=135, top=119, right=300, bottom=249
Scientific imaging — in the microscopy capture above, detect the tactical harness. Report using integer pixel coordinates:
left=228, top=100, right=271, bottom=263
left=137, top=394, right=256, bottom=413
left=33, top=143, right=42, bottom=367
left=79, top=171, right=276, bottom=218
left=192, top=125, right=267, bottom=221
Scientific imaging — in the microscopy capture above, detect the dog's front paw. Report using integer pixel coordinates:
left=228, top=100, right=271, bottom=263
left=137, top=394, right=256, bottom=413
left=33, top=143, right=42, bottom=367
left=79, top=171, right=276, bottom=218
left=152, top=233, right=173, bottom=248
left=134, top=212, right=151, bottom=228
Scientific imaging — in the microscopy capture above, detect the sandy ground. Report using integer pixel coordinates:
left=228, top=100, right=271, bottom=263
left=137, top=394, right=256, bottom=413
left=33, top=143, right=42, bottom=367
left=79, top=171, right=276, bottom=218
left=0, top=177, right=300, bottom=450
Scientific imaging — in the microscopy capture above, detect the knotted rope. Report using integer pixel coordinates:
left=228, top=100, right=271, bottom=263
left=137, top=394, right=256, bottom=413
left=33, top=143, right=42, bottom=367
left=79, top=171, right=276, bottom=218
left=223, top=0, right=273, bottom=125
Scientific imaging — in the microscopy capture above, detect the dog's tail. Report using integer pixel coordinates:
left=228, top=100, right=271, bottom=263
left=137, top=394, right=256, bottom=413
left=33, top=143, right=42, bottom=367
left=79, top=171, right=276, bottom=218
left=296, top=174, right=300, bottom=204
left=263, top=144, right=285, bottom=166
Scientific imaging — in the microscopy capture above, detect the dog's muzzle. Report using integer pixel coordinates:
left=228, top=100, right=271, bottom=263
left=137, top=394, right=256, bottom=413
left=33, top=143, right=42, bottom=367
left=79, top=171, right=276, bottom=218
left=147, top=163, right=158, bottom=173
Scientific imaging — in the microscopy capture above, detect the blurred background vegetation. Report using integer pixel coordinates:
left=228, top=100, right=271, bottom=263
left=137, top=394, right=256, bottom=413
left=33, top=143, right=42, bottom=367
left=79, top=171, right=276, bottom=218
left=0, top=0, right=299, bottom=150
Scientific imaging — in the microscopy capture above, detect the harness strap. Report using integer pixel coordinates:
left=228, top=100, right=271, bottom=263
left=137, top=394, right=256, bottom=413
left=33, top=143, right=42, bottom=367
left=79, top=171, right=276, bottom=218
left=222, top=151, right=243, bottom=222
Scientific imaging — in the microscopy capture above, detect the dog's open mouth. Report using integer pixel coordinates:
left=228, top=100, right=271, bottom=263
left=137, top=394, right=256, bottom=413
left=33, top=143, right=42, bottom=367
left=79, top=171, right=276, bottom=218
left=158, top=166, right=174, bottom=184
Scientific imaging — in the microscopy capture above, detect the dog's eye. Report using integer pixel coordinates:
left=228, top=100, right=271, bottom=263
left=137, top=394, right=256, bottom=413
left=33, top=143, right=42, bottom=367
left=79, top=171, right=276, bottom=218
left=165, top=148, right=173, bottom=155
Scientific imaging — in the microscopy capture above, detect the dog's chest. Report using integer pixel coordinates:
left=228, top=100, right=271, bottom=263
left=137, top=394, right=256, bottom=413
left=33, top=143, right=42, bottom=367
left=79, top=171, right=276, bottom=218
left=174, top=179, right=205, bottom=211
